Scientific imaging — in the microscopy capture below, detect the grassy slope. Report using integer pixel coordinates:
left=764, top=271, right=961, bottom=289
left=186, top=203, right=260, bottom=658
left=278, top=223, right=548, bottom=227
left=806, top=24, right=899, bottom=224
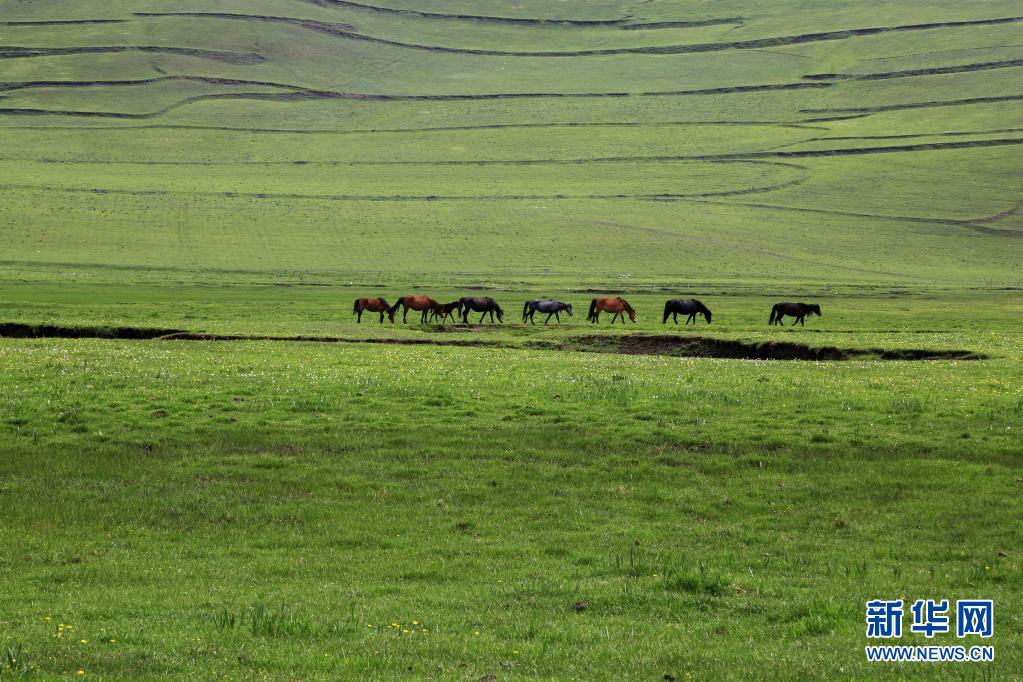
left=1, top=1, right=1022, bottom=289
left=1, top=0, right=1022, bottom=679
left=1, top=339, right=1021, bottom=679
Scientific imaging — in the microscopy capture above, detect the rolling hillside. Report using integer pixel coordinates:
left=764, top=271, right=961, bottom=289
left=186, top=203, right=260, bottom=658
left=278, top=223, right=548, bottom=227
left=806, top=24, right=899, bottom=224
left=2, top=3, right=1022, bottom=679
left=1, top=0, right=1021, bottom=287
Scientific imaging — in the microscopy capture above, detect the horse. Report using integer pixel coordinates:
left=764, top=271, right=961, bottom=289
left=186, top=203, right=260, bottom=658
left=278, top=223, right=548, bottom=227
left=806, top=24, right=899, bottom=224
left=429, top=300, right=462, bottom=323
left=769, top=302, right=821, bottom=326
left=353, top=297, right=390, bottom=324
left=388, top=295, right=440, bottom=324
left=587, top=297, right=636, bottom=324
left=663, top=299, right=712, bottom=325
left=459, top=296, right=504, bottom=323
left=522, top=299, right=573, bottom=324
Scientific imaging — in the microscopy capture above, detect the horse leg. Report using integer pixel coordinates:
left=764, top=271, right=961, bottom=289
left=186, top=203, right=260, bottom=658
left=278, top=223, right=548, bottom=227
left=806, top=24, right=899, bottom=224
left=356, top=309, right=362, bottom=323
left=403, top=306, right=409, bottom=324
left=555, top=311, right=561, bottom=323
left=379, top=311, right=384, bottom=323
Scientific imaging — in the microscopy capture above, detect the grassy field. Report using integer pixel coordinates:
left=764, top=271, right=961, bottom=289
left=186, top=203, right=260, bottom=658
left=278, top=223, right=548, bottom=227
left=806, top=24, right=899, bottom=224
left=1, top=0, right=1022, bottom=679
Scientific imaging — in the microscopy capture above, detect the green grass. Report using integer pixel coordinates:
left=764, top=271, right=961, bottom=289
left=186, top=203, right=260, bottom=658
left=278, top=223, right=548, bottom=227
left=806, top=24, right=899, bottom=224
left=0, top=338, right=1020, bottom=678
left=1, top=0, right=1022, bottom=678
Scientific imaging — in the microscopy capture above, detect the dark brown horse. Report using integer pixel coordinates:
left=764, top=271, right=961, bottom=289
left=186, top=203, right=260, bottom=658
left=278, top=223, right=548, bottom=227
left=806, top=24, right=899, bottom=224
left=663, top=299, right=712, bottom=325
left=353, top=297, right=390, bottom=323
left=429, top=300, right=462, bottom=323
left=389, top=295, right=440, bottom=324
left=769, top=302, right=821, bottom=326
left=588, top=297, right=636, bottom=324
left=459, top=297, right=504, bottom=323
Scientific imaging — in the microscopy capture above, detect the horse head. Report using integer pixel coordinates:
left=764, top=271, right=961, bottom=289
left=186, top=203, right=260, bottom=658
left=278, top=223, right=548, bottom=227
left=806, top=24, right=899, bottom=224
left=565, top=303, right=573, bottom=316
left=810, top=304, right=822, bottom=316
left=387, top=297, right=401, bottom=323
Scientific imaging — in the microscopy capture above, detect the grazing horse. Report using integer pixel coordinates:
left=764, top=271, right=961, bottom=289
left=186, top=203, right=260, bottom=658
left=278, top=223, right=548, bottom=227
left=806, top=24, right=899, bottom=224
left=429, top=300, right=462, bottom=323
left=769, top=302, right=821, bottom=326
left=388, top=295, right=440, bottom=324
left=587, top=297, right=636, bottom=324
left=523, top=299, right=573, bottom=324
left=459, top=296, right=504, bottom=323
left=663, top=299, right=712, bottom=325
left=353, top=297, right=390, bottom=323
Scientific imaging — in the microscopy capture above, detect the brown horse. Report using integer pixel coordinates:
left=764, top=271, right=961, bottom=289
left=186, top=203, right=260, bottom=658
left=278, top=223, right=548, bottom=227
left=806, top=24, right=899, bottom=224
left=429, top=301, right=462, bottom=323
left=388, top=295, right=440, bottom=324
left=353, top=297, right=390, bottom=323
left=588, top=297, right=636, bottom=324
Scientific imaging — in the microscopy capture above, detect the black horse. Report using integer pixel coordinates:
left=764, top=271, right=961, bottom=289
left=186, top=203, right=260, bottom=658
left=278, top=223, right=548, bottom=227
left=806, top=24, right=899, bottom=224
left=459, top=296, right=504, bottom=323
left=523, top=299, right=573, bottom=324
left=769, top=302, right=821, bottom=326
left=662, top=299, right=712, bottom=325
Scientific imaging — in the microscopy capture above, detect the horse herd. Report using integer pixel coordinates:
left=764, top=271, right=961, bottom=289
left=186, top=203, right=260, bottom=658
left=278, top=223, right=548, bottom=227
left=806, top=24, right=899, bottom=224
left=354, top=296, right=823, bottom=326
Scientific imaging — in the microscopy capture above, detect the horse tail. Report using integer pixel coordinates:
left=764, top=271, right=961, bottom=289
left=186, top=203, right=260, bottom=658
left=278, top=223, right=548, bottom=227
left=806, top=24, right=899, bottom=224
left=769, top=304, right=778, bottom=324
left=388, top=298, right=403, bottom=315
left=353, top=298, right=360, bottom=315
left=588, top=298, right=597, bottom=321
left=662, top=300, right=671, bottom=323
left=523, top=300, right=530, bottom=320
